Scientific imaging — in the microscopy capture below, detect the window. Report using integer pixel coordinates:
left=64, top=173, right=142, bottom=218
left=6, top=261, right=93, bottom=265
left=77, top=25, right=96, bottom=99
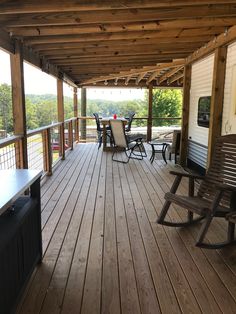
left=197, top=96, right=211, bottom=128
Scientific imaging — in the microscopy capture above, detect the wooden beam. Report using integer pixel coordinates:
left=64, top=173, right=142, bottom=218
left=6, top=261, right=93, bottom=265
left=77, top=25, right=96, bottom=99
left=81, top=60, right=185, bottom=85
left=147, top=85, right=153, bottom=141
left=57, top=78, right=65, bottom=159
left=136, top=72, right=147, bottom=85
left=0, top=29, right=14, bottom=53
left=168, top=71, right=184, bottom=84
left=24, top=27, right=225, bottom=45
left=159, top=66, right=184, bottom=83
left=207, top=47, right=227, bottom=167
left=39, top=42, right=202, bottom=56
left=146, top=70, right=161, bottom=84
left=2, top=5, right=236, bottom=27
left=179, top=64, right=191, bottom=166
left=0, top=1, right=235, bottom=14
left=125, top=75, right=132, bottom=85
left=9, top=17, right=236, bottom=37
left=10, top=40, right=28, bottom=169
left=186, top=24, right=236, bottom=64
left=31, top=36, right=212, bottom=51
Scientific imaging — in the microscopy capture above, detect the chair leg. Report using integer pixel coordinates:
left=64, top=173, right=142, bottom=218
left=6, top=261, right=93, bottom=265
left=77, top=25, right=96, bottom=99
left=98, top=135, right=102, bottom=149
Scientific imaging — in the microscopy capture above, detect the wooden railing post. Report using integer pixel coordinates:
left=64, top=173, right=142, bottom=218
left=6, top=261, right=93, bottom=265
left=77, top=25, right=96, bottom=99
left=57, top=79, right=65, bottom=159
left=68, top=120, right=73, bottom=150
left=42, top=128, right=52, bottom=175
left=147, top=85, right=153, bottom=142
left=80, top=87, right=87, bottom=141
left=207, top=47, right=227, bottom=168
left=73, top=87, right=79, bottom=142
left=10, top=40, right=28, bottom=169
left=179, top=64, right=191, bottom=166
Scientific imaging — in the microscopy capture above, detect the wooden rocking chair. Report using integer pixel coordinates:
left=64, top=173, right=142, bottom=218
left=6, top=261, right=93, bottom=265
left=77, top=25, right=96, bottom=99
left=157, top=134, right=236, bottom=249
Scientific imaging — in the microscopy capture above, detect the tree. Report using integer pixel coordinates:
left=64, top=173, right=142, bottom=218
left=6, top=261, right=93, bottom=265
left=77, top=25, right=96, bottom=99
left=0, top=83, right=13, bottom=134
left=146, top=89, right=182, bottom=126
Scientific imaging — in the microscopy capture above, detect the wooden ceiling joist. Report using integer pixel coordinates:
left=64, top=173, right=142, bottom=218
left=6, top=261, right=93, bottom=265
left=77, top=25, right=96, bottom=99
left=159, top=66, right=184, bottom=83
left=1, top=1, right=235, bottom=14
left=1, top=1, right=236, bottom=87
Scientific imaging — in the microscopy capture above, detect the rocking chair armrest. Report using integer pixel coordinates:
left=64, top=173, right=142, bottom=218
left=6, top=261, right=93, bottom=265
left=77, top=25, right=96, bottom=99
left=169, top=170, right=205, bottom=180
left=214, top=183, right=236, bottom=193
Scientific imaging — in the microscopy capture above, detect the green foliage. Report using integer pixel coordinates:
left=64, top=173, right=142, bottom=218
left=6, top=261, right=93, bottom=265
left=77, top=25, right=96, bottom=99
left=146, top=89, right=182, bottom=126
left=0, top=83, right=182, bottom=134
left=0, top=83, right=13, bottom=134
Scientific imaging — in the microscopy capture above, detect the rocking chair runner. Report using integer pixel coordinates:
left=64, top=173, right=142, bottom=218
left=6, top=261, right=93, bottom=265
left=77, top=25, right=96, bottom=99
left=157, top=134, right=236, bottom=249
left=110, top=119, right=146, bottom=163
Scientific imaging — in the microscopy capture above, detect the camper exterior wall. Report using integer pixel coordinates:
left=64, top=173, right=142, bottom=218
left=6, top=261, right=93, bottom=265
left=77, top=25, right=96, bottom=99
left=188, top=54, right=214, bottom=146
left=187, top=54, right=214, bottom=170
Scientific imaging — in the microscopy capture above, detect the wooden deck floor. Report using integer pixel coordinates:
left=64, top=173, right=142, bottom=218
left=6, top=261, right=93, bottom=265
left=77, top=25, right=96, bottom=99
left=17, top=143, right=236, bottom=314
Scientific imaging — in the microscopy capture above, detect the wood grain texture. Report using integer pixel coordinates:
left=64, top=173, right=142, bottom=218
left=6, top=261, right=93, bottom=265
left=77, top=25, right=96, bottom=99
left=16, top=143, right=236, bottom=314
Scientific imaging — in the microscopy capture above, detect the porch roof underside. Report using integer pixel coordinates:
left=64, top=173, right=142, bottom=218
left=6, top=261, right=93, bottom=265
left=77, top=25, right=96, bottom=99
left=1, top=1, right=236, bottom=88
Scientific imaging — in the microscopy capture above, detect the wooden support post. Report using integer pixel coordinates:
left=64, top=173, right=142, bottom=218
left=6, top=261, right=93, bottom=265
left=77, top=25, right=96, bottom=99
left=10, top=40, right=28, bottom=169
left=73, top=87, right=79, bottom=142
left=68, top=120, right=73, bottom=150
left=42, top=128, right=52, bottom=175
left=147, top=85, right=153, bottom=142
left=207, top=47, right=227, bottom=167
left=57, top=78, right=65, bottom=159
left=80, top=87, right=87, bottom=141
left=179, top=64, right=191, bottom=166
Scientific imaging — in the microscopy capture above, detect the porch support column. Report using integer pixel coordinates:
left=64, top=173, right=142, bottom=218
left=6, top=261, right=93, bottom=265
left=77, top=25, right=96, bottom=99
left=80, top=87, right=87, bottom=141
left=57, top=78, right=65, bottom=160
left=73, top=87, right=79, bottom=142
left=207, top=47, right=227, bottom=167
left=10, top=40, right=28, bottom=169
left=147, top=85, right=153, bottom=142
left=179, top=64, right=191, bottom=166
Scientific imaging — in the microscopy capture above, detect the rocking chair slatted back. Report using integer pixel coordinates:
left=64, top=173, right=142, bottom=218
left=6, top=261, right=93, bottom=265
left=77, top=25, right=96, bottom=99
left=198, top=134, right=236, bottom=208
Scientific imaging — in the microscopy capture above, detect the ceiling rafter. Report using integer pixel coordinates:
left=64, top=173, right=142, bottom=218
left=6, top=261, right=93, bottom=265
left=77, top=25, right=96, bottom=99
left=1, top=1, right=236, bottom=87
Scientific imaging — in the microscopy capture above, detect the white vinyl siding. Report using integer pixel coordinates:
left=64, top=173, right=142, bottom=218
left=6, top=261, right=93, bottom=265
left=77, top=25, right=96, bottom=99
left=222, top=41, right=236, bottom=135
left=188, top=54, right=214, bottom=145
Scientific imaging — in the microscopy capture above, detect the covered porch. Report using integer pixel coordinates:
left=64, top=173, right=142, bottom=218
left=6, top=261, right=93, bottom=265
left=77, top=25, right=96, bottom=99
left=1, top=1, right=236, bottom=313
left=16, top=143, right=236, bottom=314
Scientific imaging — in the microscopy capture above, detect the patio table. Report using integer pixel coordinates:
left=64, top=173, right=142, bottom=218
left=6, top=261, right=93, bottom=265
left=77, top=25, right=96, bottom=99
left=149, top=139, right=172, bottom=164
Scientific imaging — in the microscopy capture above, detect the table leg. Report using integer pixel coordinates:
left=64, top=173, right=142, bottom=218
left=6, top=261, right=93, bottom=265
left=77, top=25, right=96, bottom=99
left=162, top=144, right=168, bottom=164
left=150, top=144, right=155, bottom=163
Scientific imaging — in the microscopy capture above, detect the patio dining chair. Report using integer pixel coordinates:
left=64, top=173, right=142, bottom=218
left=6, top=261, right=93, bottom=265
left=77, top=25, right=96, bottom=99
left=157, top=134, right=236, bottom=249
left=93, top=113, right=112, bottom=149
left=125, top=112, right=135, bottom=133
left=110, top=119, right=146, bottom=163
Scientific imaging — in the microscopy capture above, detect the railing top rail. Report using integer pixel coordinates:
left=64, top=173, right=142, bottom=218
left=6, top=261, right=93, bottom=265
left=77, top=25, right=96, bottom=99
left=78, top=116, right=181, bottom=120
left=0, top=134, right=23, bottom=149
left=64, top=117, right=77, bottom=123
left=27, top=122, right=63, bottom=137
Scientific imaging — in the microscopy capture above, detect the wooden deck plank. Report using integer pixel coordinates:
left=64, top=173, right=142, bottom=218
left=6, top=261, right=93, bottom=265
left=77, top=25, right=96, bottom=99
left=112, top=160, right=142, bottom=314
left=101, top=154, right=121, bottom=314
left=80, top=152, right=107, bottom=314
left=127, top=160, right=203, bottom=314
left=18, top=144, right=96, bottom=313
left=118, top=160, right=161, bottom=314
left=145, top=157, right=236, bottom=313
left=60, top=147, right=103, bottom=313
left=16, top=143, right=236, bottom=314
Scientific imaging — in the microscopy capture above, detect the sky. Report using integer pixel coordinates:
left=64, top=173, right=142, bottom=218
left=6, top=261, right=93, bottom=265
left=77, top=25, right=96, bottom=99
left=0, top=49, right=144, bottom=100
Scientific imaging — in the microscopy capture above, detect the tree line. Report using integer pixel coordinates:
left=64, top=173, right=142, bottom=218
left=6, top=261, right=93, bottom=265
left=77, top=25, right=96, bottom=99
left=0, top=83, right=182, bottom=136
